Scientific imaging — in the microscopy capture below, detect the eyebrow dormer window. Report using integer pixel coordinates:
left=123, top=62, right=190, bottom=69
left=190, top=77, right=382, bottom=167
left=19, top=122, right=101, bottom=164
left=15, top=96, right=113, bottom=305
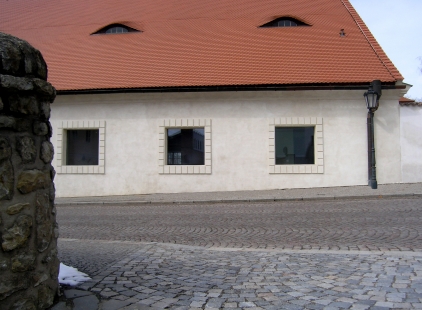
left=92, top=24, right=140, bottom=35
left=260, top=17, right=309, bottom=28
left=106, top=26, right=128, bottom=34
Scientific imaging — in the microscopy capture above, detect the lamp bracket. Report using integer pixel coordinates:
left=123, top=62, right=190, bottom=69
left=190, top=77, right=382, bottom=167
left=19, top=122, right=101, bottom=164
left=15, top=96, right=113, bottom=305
left=371, top=80, right=382, bottom=98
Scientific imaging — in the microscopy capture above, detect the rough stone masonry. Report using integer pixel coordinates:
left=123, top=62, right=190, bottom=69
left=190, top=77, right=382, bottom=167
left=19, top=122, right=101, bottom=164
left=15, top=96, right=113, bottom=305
left=0, top=32, right=59, bottom=309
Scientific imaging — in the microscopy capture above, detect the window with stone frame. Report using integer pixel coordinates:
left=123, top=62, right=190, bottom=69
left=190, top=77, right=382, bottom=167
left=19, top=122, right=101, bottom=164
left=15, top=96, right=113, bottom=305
left=56, top=121, right=105, bottom=174
left=269, top=117, right=324, bottom=174
left=159, top=119, right=211, bottom=174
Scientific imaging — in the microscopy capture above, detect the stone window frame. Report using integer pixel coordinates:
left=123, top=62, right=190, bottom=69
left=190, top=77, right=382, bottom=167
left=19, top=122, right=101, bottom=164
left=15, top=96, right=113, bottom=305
left=56, top=120, right=106, bottom=174
left=269, top=117, right=324, bottom=174
left=159, top=119, right=212, bottom=174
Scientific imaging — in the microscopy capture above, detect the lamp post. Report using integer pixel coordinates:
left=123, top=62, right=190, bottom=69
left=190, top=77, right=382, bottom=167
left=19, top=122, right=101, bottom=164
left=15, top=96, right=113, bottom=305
left=364, top=80, right=381, bottom=189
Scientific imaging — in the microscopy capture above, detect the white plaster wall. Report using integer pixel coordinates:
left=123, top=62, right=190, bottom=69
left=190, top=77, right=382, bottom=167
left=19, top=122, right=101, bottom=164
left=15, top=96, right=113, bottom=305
left=50, top=90, right=402, bottom=197
left=400, top=106, right=422, bottom=182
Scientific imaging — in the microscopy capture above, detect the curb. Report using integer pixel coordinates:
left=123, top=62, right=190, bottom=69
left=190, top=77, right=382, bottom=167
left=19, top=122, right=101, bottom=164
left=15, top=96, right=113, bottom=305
left=55, top=193, right=422, bottom=206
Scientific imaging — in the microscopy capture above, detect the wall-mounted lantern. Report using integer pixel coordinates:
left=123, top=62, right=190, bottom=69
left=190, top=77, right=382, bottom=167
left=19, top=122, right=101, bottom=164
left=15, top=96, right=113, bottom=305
left=364, top=80, right=382, bottom=189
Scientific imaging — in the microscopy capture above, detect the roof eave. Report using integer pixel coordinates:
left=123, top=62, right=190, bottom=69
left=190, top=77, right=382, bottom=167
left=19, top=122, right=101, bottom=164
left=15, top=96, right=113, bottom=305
left=56, top=82, right=404, bottom=95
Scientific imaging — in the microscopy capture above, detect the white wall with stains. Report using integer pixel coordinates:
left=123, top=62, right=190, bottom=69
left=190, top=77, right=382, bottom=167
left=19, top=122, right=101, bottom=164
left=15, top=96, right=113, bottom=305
left=50, top=89, right=403, bottom=197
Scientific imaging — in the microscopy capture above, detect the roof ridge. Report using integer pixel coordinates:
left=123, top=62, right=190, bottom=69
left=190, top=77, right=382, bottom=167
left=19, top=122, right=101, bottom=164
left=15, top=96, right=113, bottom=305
left=340, top=0, right=403, bottom=82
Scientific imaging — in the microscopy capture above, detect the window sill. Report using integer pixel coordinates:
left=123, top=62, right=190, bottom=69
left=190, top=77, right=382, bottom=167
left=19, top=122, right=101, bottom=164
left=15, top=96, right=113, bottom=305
left=56, top=165, right=105, bottom=174
left=159, top=165, right=211, bottom=174
left=269, top=164, right=323, bottom=174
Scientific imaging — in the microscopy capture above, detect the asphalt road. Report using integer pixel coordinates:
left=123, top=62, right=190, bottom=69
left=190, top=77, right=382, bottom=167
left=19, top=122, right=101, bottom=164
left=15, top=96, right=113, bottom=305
left=57, top=197, right=422, bottom=252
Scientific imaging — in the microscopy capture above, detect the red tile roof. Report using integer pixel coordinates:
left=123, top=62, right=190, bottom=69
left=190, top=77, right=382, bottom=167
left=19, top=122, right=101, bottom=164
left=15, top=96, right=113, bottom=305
left=399, top=97, right=422, bottom=106
left=0, top=0, right=404, bottom=91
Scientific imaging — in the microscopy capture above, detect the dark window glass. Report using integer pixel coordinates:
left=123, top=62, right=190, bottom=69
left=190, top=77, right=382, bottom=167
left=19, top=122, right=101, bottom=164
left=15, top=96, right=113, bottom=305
left=92, top=24, right=140, bottom=35
left=281, top=20, right=297, bottom=27
left=260, top=17, right=308, bottom=28
left=66, top=130, right=99, bottom=165
left=106, top=26, right=128, bottom=34
left=275, top=127, right=314, bottom=165
left=167, top=128, right=204, bottom=165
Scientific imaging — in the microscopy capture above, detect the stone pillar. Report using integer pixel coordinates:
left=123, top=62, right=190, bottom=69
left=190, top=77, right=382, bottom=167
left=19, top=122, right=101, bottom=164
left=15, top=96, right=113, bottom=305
left=0, top=33, right=59, bottom=309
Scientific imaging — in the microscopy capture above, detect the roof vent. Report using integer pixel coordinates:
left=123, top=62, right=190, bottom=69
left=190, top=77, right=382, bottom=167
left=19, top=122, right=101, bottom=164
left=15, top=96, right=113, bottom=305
left=259, top=17, right=309, bottom=28
left=92, top=24, right=140, bottom=35
left=339, top=29, right=346, bottom=37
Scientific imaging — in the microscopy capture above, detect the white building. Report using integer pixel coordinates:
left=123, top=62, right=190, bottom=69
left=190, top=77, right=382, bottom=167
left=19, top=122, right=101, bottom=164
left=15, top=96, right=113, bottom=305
left=400, top=98, right=422, bottom=183
left=0, top=0, right=409, bottom=197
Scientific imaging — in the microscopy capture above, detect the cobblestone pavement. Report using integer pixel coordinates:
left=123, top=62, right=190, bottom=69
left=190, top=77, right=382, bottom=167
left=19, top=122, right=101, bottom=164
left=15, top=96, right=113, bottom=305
left=57, top=240, right=422, bottom=310
left=57, top=197, right=422, bottom=252
left=53, top=197, right=422, bottom=309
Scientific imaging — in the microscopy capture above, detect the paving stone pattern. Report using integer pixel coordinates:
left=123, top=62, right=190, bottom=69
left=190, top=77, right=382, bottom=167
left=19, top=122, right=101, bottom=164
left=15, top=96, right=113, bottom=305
left=58, top=240, right=422, bottom=310
left=58, top=240, right=143, bottom=277
left=57, top=198, right=422, bottom=252
left=54, top=197, right=422, bottom=309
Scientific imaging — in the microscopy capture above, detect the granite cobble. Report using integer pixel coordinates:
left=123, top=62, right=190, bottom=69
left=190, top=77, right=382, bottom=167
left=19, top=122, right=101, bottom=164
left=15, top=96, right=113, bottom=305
left=54, top=197, right=422, bottom=309
left=57, top=239, right=422, bottom=310
left=57, top=197, right=422, bottom=252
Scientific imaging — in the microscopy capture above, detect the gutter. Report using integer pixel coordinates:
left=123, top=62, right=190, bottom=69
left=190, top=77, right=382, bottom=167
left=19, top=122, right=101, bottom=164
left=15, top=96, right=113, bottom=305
left=57, top=82, right=404, bottom=95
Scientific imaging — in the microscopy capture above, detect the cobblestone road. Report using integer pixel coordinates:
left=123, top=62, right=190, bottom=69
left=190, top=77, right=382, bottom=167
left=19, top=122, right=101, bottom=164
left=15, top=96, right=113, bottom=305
left=58, top=240, right=422, bottom=310
left=57, top=197, right=422, bottom=252
left=56, top=197, right=422, bottom=309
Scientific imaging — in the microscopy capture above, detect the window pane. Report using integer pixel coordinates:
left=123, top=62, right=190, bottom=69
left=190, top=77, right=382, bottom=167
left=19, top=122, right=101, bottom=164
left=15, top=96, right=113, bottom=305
left=116, top=27, right=128, bottom=33
left=276, top=19, right=298, bottom=27
left=167, top=128, right=204, bottom=165
left=66, top=130, right=99, bottom=165
left=275, top=127, right=314, bottom=165
left=105, top=26, right=129, bottom=34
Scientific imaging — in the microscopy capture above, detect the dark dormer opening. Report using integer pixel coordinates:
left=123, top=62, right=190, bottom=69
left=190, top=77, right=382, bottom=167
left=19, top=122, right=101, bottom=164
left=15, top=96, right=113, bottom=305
left=92, top=24, right=140, bottom=35
left=260, top=17, right=309, bottom=28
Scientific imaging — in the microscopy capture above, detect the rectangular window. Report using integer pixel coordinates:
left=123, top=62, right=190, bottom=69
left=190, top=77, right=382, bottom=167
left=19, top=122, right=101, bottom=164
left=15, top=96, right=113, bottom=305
left=159, top=119, right=211, bottom=174
left=66, top=129, right=99, bottom=165
left=56, top=120, right=106, bottom=174
left=275, top=127, right=314, bottom=165
left=167, top=128, right=204, bottom=165
left=269, top=117, right=323, bottom=174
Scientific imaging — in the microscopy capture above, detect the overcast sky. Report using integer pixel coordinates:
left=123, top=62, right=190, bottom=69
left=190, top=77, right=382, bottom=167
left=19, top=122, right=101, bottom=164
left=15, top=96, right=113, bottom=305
left=349, top=0, right=422, bottom=99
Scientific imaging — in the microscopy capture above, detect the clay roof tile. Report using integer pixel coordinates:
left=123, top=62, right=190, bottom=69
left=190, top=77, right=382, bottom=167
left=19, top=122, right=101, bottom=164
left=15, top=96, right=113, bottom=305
left=399, top=97, right=422, bottom=106
left=0, top=0, right=404, bottom=91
